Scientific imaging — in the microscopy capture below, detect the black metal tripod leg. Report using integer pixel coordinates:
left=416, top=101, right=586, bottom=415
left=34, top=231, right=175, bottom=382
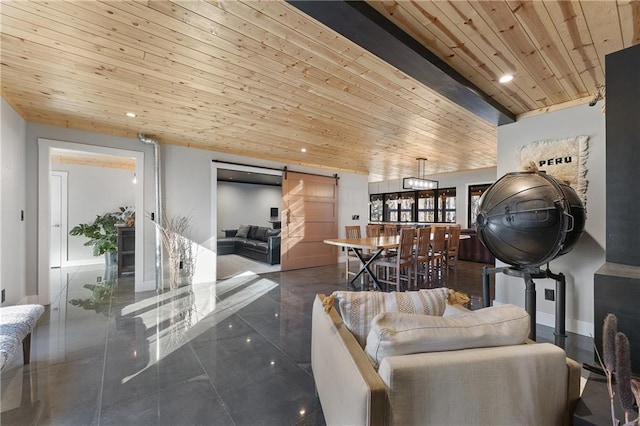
left=482, top=266, right=491, bottom=307
left=524, top=275, right=536, bottom=341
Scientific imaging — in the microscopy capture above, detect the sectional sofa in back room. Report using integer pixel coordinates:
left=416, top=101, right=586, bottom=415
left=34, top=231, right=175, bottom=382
left=217, top=224, right=281, bottom=265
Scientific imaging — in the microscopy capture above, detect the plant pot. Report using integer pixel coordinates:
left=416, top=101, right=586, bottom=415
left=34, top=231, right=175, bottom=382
left=105, top=251, right=117, bottom=266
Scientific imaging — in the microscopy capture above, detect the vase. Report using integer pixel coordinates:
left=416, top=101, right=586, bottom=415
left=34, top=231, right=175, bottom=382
left=105, top=251, right=117, bottom=266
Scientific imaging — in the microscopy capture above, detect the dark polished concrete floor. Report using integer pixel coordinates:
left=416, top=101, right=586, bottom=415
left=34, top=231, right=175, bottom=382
left=0, top=260, right=593, bottom=425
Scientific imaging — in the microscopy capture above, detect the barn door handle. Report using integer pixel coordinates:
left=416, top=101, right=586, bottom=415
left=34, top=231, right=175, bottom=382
left=285, top=210, right=290, bottom=226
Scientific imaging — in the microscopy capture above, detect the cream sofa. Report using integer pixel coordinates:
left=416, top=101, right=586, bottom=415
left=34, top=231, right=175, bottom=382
left=311, top=294, right=581, bottom=426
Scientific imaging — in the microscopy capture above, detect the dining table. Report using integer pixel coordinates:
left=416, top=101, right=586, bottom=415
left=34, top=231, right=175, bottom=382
left=324, top=231, right=471, bottom=291
left=323, top=236, right=400, bottom=291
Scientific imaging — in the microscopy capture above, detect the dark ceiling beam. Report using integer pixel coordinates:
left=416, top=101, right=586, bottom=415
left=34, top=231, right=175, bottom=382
left=288, top=0, right=516, bottom=126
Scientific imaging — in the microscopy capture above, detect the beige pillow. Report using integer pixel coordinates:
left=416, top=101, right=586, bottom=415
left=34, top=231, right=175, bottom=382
left=365, top=304, right=530, bottom=367
left=332, top=288, right=449, bottom=347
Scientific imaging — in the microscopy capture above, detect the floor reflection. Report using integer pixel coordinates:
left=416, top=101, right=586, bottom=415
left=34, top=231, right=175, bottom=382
left=1, top=262, right=334, bottom=425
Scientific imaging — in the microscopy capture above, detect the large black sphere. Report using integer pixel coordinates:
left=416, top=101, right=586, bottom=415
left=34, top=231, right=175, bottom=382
left=475, top=171, right=585, bottom=268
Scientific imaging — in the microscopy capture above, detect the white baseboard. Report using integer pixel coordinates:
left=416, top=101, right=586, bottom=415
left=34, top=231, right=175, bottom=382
left=490, top=300, right=593, bottom=337
left=536, top=311, right=594, bottom=337
left=17, top=295, right=40, bottom=305
left=63, top=258, right=103, bottom=267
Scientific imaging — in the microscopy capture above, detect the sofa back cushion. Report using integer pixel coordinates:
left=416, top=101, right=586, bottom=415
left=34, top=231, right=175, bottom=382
left=236, top=224, right=251, bottom=238
left=253, top=226, right=269, bottom=242
left=365, top=304, right=530, bottom=367
left=247, top=225, right=258, bottom=240
left=332, top=288, right=449, bottom=347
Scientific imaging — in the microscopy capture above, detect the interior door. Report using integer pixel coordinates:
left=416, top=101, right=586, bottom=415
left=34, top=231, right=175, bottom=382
left=281, top=171, right=338, bottom=271
left=50, top=172, right=64, bottom=268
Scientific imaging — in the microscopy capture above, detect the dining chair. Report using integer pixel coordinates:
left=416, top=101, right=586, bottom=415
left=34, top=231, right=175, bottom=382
left=344, top=225, right=362, bottom=279
left=429, top=225, right=447, bottom=282
left=383, top=224, right=398, bottom=237
left=374, top=227, right=416, bottom=292
left=445, top=224, right=462, bottom=270
left=414, top=226, right=432, bottom=288
left=366, top=224, right=381, bottom=238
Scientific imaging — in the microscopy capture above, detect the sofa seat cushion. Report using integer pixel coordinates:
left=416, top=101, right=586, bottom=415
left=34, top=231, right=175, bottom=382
left=217, top=237, right=236, bottom=246
left=365, top=304, right=529, bottom=367
left=251, top=241, right=269, bottom=253
left=331, top=288, right=449, bottom=347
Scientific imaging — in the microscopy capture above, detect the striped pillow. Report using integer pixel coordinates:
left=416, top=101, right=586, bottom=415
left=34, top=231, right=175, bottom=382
left=331, top=288, right=449, bottom=347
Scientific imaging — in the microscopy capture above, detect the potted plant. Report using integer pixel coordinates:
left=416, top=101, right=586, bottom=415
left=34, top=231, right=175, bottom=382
left=69, top=206, right=134, bottom=265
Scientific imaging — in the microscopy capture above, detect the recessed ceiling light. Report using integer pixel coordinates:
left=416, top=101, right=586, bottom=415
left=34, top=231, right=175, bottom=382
left=125, top=112, right=137, bottom=118
left=301, top=148, right=307, bottom=153
left=499, top=74, right=514, bottom=83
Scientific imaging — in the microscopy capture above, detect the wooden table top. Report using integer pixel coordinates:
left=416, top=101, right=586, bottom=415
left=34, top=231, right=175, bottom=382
left=323, top=233, right=470, bottom=250
left=323, top=236, right=400, bottom=250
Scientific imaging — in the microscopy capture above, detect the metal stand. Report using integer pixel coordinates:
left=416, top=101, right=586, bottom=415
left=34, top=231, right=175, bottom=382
left=482, top=264, right=566, bottom=347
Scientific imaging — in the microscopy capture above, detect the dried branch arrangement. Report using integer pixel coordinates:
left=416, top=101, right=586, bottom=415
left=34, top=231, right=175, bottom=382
left=158, top=210, right=195, bottom=289
left=597, top=314, right=640, bottom=426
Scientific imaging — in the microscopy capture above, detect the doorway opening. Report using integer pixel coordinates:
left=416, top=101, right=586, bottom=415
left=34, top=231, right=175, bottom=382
left=213, top=165, right=283, bottom=280
left=38, top=139, right=145, bottom=305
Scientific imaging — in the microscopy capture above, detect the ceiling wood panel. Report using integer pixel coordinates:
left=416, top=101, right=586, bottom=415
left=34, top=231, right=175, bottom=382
left=1, top=1, right=638, bottom=181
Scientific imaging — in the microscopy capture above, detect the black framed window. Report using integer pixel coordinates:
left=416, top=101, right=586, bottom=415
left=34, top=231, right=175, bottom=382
left=369, top=194, right=383, bottom=222
left=438, top=188, right=457, bottom=223
left=383, top=193, right=399, bottom=222
left=468, top=184, right=491, bottom=226
left=417, top=190, right=436, bottom=222
left=371, top=188, right=457, bottom=223
left=399, top=192, right=415, bottom=222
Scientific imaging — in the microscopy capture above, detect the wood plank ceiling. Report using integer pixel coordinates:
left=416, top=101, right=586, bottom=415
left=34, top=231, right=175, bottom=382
left=1, top=1, right=638, bottom=181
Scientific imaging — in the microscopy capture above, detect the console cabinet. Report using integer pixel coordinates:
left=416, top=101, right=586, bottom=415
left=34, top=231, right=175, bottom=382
left=116, top=226, right=135, bottom=277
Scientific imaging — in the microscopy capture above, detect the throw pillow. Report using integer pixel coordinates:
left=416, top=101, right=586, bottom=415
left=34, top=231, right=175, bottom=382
left=236, top=224, right=250, bottom=238
left=331, top=288, right=449, bottom=347
left=364, top=304, right=530, bottom=367
left=254, top=226, right=269, bottom=242
left=247, top=225, right=258, bottom=240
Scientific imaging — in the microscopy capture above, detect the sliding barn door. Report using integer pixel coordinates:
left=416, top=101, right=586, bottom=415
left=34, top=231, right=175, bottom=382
left=281, top=171, right=338, bottom=271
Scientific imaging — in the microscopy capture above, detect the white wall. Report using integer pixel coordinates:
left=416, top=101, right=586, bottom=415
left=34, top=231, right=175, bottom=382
left=162, top=144, right=214, bottom=247
left=0, top=98, right=27, bottom=305
left=52, top=162, right=136, bottom=262
left=17, top=120, right=370, bottom=298
left=217, top=182, right=282, bottom=235
left=369, top=167, right=497, bottom=228
left=339, top=172, right=371, bottom=237
left=496, top=103, right=606, bottom=336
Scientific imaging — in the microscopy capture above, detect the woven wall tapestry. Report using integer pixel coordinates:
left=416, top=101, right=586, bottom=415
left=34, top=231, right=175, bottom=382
left=517, top=135, right=590, bottom=209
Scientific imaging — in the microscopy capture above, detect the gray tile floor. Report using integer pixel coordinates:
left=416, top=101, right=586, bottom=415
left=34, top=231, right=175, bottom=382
left=1, top=260, right=593, bottom=425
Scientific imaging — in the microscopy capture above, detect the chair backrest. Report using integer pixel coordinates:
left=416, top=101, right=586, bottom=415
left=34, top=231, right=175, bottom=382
left=398, top=228, right=416, bottom=261
left=345, top=225, right=361, bottom=239
left=384, top=224, right=398, bottom=237
left=431, top=225, right=447, bottom=253
left=366, top=224, right=381, bottom=238
left=447, top=225, right=462, bottom=252
left=416, top=226, right=431, bottom=257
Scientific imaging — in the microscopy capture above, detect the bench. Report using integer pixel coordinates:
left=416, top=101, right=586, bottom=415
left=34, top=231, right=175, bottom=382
left=0, top=304, right=44, bottom=371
